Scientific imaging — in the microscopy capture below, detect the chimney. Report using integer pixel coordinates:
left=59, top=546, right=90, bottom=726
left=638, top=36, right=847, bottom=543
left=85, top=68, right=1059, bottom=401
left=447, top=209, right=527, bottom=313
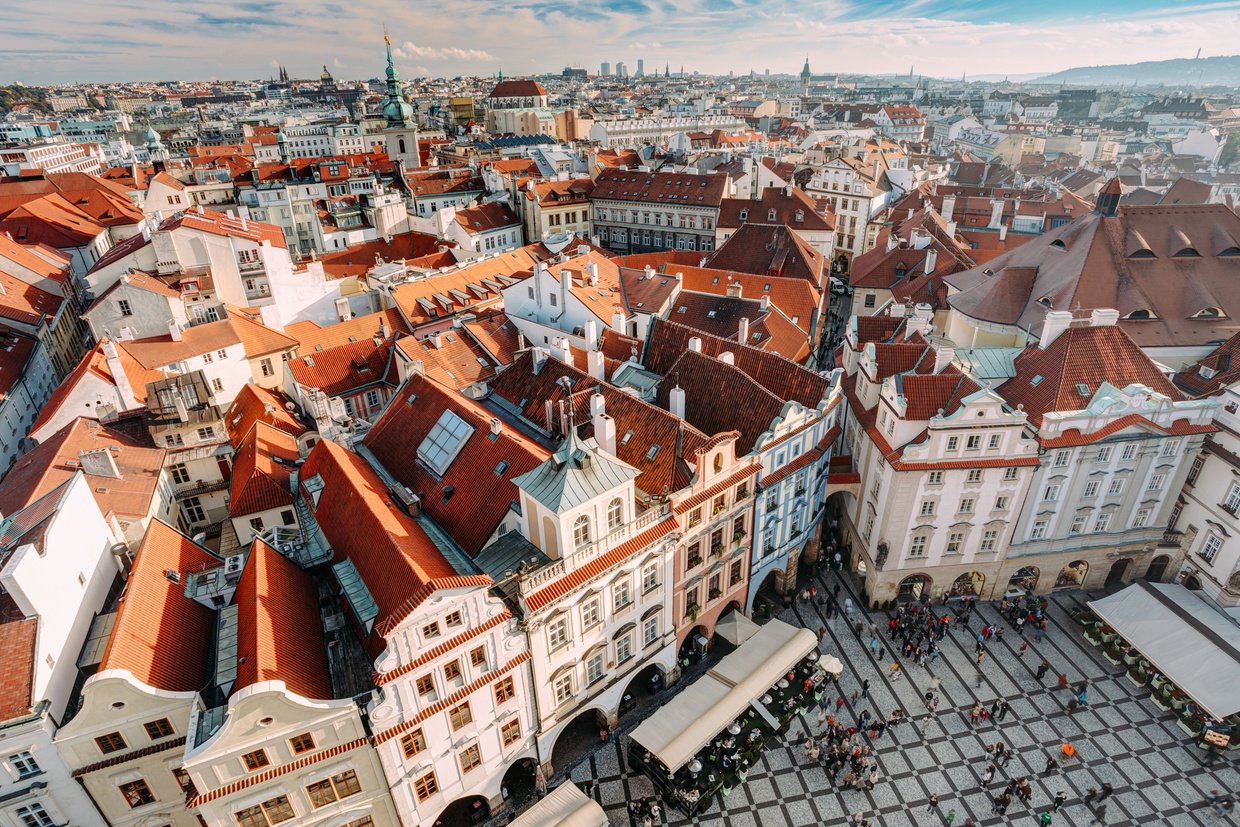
left=558, top=268, right=570, bottom=315
left=888, top=303, right=907, bottom=318
left=644, top=265, right=655, bottom=281
left=998, top=224, right=1008, bottom=242
left=906, top=303, right=933, bottom=339
left=910, top=228, right=931, bottom=250
left=611, top=310, right=626, bottom=333
left=946, top=220, right=958, bottom=237
left=933, top=342, right=955, bottom=373
left=988, top=199, right=1005, bottom=229
left=551, top=336, right=574, bottom=367
left=688, top=337, right=702, bottom=353
left=585, top=319, right=599, bottom=349
left=940, top=194, right=957, bottom=219
left=923, top=248, right=937, bottom=274
left=669, top=385, right=686, bottom=419
left=578, top=244, right=590, bottom=256
left=586, top=261, right=599, bottom=286
left=886, top=233, right=899, bottom=253
left=738, top=316, right=750, bottom=343
left=102, top=340, right=138, bottom=411
left=489, top=417, right=503, bottom=436
left=78, top=448, right=121, bottom=478
left=589, top=392, right=606, bottom=420
left=726, top=281, right=743, bottom=298
left=595, top=413, right=617, bottom=456
left=1090, top=308, right=1120, bottom=327
left=168, top=319, right=182, bottom=342
left=759, top=295, right=770, bottom=312
left=718, top=351, right=735, bottom=365
left=1039, top=310, right=1074, bottom=349
left=587, top=349, right=605, bottom=380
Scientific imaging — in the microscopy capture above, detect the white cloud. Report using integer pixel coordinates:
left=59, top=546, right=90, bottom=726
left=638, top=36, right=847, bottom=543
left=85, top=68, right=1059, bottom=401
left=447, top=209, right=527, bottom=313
left=397, top=41, right=495, bottom=62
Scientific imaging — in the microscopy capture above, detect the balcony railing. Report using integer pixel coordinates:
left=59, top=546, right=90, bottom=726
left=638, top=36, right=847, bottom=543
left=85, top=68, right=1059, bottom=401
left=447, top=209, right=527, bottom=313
left=174, top=479, right=229, bottom=499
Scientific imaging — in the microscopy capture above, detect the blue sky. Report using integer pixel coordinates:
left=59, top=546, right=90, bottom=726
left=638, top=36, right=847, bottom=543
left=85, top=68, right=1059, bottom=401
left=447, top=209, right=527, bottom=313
left=3, top=0, right=1240, bottom=83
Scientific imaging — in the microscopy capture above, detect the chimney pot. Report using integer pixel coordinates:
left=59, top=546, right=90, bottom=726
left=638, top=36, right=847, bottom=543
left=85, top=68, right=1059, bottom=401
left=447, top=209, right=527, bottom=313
left=688, top=337, right=702, bottom=353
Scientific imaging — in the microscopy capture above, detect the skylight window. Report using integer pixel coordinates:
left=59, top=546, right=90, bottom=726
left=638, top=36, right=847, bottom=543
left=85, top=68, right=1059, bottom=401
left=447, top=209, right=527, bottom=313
left=621, top=430, right=634, bottom=445
left=647, top=445, right=660, bottom=460
left=418, top=409, right=474, bottom=476
left=1031, top=375, right=1044, bottom=386
left=1076, top=383, right=1090, bottom=395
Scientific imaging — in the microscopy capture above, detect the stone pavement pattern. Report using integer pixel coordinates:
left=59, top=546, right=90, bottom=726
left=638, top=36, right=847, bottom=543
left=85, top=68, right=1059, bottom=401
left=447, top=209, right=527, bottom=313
left=557, top=566, right=1240, bottom=826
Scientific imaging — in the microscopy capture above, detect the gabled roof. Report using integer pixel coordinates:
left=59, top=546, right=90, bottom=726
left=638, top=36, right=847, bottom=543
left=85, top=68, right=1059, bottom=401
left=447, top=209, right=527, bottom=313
left=395, top=330, right=497, bottom=391
left=512, top=427, right=640, bottom=514
left=489, top=79, right=547, bottom=98
left=999, top=324, right=1182, bottom=426
left=463, top=310, right=524, bottom=366
left=364, top=373, right=549, bottom=556
left=120, top=318, right=243, bottom=370
left=229, top=422, right=298, bottom=517
left=161, top=208, right=286, bottom=248
left=285, top=308, right=408, bottom=354
left=644, top=318, right=830, bottom=409
left=0, top=418, right=164, bottom=520
left=0, top=193, right=106, bottom=248
left=299, top=440, right=488, bottom=651
left=99, top=520, right=217, bottom=692
left=1175, top=329, right=1240, bottom=396
left=30, top=339, right=160, bottom=435
left=389, top=247, right=540, bottom=328
left=224, top=384, right=311, bottom=444
left=233, top=540, right=332, bottom=700
left=317, top=232, right=453, bottom=279
left=717, top=186, right=834, bottom=232
left=227, top=311, right=298, bottom=358
left=703, top=223, right=825, bottom=288
left=593, top=168, right=728, bottom=207
left=453, top=201, right=520, bottom=234
left=657, top=350, right=784, bottom=455
left=0, top=591, right=38, bottom=720
left=287, top=338, right=395, bottom=398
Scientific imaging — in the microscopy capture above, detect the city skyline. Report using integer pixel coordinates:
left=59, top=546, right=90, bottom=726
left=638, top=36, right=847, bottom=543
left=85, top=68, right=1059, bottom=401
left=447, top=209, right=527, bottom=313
left=4, top=0, right=1240, bottom=84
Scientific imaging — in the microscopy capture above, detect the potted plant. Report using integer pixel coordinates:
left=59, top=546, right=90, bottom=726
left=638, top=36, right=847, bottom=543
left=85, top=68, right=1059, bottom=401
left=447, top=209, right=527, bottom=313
left=1178, top=711, right=1205, bottom=736
left=686, top=603, right=700, bottom=621
left=1103, top=642, right=1124, bottom=665
left=733, top=529, right=747, bottom=544
left=1150, top=673, right=1169, bottom=692
left=1127, top=663, right=1149, bottom=686
left=709, top=587, right=722, bottom=601
left=1122, top=647, right=1141, bottom=667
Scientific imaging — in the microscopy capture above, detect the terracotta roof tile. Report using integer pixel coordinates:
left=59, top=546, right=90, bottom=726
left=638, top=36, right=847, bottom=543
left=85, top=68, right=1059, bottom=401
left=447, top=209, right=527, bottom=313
left=188, top=737, right=369, bottom=805
left=233, top=540, right=332, bottom=700
left=0, top=594, right=37, bottom=720
left=593, top=169, right=727, bottom=207
left=285, top=308, right=408, bottom=353
left=703, top=223, right=825, bottom=288
left=318, top=232, right=454, bottom=279
left=119, top=318, right=242, bottom=370
left=287, top=338, right=394, bottom=398
left=223, top=384, right=310, bottom=444
left=99, top=520, right=217, bottom=692
left=228, top=423, right=298, bottom=517
left=395, top=331, right=497, bottom=391
left=162, top=208, right=285, bottom=248
left=453, top=201, right=520, bottom=234
left=363, top=373, right=549, bottom=556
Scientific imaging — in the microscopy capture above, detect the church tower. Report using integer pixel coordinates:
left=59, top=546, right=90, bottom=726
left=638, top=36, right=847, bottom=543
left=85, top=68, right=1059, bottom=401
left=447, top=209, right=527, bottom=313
left=800, top=56, right=811, bottom=96
left=380, top=31, right=421, bottom=169
left=144, top=124, right=169, bottom=172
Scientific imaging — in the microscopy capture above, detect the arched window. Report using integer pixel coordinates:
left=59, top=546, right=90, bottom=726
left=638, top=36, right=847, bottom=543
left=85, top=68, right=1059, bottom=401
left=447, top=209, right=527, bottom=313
left=398, top=138, right=406, bottom=154
left=607, top=498, right=623, bottom=532
left=713, top=453, right=724, bottom=474
left=573, top=515, right=591, bottom=550
left=1194, top=306, right=1223, bottom=319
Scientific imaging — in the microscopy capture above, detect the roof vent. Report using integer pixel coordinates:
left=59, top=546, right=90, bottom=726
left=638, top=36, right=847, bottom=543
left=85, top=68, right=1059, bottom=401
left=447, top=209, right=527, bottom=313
left=164, top=569, right=181, bottom=583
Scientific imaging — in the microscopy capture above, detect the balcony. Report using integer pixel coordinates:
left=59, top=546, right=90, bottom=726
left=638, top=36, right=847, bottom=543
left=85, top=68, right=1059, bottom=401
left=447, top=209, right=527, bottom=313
left=238, top=257, right=265, bottom=273
left=174, top=478, right=229, bottom=499
left=1160, top=530, right=1185, bottom=548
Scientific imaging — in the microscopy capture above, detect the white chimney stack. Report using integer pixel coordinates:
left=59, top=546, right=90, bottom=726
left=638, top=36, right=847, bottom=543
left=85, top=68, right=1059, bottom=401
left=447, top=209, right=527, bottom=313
left=551, top=336, right=574, bottom=366
left=168, top=320, right=182, bottom=342
left=998, top=224, right=1009, bottom=242
left=924, top=248, right=937, bottom=274
left=585, top=319, right=599, bottom=349
left=102, top=340, right=138, bottom=411
left=595, top=412, right=617, bottom=456
left=688, top=337, right=702, bottom=353
left=911, top=228, right=931, bottom=250
left=669, top=385, right=686, bottom=419
left=587, top=349, right=605, bottom=380
left=886, top=233, right=899, bottom=253
left=1090, top=308, right=1120, bottom=327
left=933, top=342, right=955, bottom=374
left=988, top=199, right=1005, bottom=229
left=1039, top=310, right=1074, bottom=349
left=941, top=194, right=957, bottom=220
left=718, top=351, right=735, bottom=365
left=611, top=310, right=626, bottom=333
left=738, top=316, right=750, bottom=343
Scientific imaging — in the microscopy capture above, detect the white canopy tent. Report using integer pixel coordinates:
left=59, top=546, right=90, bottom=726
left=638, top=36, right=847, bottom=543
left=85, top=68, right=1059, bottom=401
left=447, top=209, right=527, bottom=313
left=714, top=610, right=761, bottom=646
left=507, top=781, right=608, bottom=827
left=629, top=619, right=818, bottom=772
left=1089, top=581, right=1240, bottom=720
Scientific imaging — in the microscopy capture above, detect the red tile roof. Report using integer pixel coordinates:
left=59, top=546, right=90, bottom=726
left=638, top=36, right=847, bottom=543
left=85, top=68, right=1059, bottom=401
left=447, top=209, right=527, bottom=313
left=717, top=186, right=834, bottom=232
left=287, top=338, right=395, bottom=398
left=161, top=208, right=285, bottom=248
left=703, top=223, right=825, bottom=288
left=119, top=318, right=242, bottom=370
left=286, top=308, right=408, bottom=353
left=998, top=324, right=1182, bottom=427
left=223, top=384, right=310, bottom=444
left=1040, top=413, right=1214, bottom=448
left=462, top=310, right=524, bottom=366
left=30, top=339, right=159, bottom=434
left=299, top=441, right=489, bottom=651
left=0, top=593, right=37, bottom=720
left=0, top=418, right=165, bottom=520
left=364, top=373, right=548, bottom=556
left=657, top=349, right=786, bottom=454
left=374, top=609, right=512, bottom=686
left=99, top=520, right=217, bottom=692
left=395, top=330, right=497, bottom=391
left=489, top=79, right=547, bottom=98
left=233, top=540, right=332, bottom=700
left=229, top=422, right=298, bottom=517
left=0, top=193, right=106, bottom=248
left=453, top=201, right=520, bottom=234
left=593, top=169, right=728, bottom=207
left=227, top=311, right=298, bottom=358
left=317, top=232, right=454, bottom=279
left=188, top=737, right=370, bottom=805
left=1175, top=329, right=1240, bottom=396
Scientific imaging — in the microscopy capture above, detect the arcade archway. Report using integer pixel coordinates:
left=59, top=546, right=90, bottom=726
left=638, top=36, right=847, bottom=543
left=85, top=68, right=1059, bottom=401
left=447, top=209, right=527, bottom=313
left=949, top=571, right=985, bottom=598
left=1007, top=565, right=1039, bottom=593
left=897, top=573, right=931, bottom=602
left=433, top=795, right=489, bottom=827
left=549, top=708, right=607, bottom=774
left=1055, top=560, right=1089, bottom=589
left=1145, top=555, right=1170, bottom=582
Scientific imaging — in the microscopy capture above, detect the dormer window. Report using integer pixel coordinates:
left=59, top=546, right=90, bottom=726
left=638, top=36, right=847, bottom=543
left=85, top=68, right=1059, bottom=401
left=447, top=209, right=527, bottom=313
left=738, top=209, right=748, bottom=221
left=767, top=209, right=777, bottom=221
left=794, top=210, right=804, bottom=223
left=1193, top=306, right=1224, bottom=319
left=1037, top=296, right=1053, bottom=308
left=1124, top=309, right=1154, bottom=320
left=1049, top=239, right=1066, bottom=250
left=1173, top=246, right=1201, bottom=258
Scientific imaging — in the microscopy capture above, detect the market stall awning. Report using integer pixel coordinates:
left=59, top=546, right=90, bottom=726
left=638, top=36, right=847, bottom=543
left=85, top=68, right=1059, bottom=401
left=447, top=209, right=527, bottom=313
left=1089, top=581, right=1240, bottom=720
left=714, top=609, right=760, bottom=646
left=507, top=781, right=607, bottom=827
left=629, top=619, right=818, bottom=772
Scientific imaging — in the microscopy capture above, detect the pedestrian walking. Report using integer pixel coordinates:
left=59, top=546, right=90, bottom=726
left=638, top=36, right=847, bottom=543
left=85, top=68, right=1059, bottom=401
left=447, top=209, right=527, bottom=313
left=1083, top=787, right=1098, bottom=805
left=930, top=675, right=942, bottom=692
left=998, top=700, right=1011, bottom=721
left=926, top=793, right=940, bottom=812
left=1098, top=783, right=1113, bottom=801
left=981, top=765, right=995, bottom=785
left=1039, top=812, right=1053, bottom=825
left=1043, top=756, right=1059, bottom=775
left=1036, top=660, right=1050, bottom=680
left=944, top=808, right=957, bottom=825
left=1052, top=791, right=1067, bottom=811
left=861, top=679, right=870, bottom=698
left=1090, top=803, right=1107, bottom=823
left=870, top=637, right=879, bottom=655
left=1058, top=673, right=1069, bottom=690
left=1019, top=641, right=1028, bottom=657
left=844, top=597, right=854, bottom=615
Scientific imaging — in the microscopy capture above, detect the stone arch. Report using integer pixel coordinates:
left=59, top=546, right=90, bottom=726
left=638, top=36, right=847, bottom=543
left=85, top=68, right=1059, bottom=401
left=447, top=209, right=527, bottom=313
left=949, top=571, right=985, bottom=598
left=897, top=573, right=931, bottom=602
left=432, top=795, right=489, bottom=826
left=547, top=706, right=609, bottom=774
left=1008, top=565, right=1039, bottom=593
left=1144, top=555, right=1170, bottom=582
left=1055, top=560, right=1089, bottom=589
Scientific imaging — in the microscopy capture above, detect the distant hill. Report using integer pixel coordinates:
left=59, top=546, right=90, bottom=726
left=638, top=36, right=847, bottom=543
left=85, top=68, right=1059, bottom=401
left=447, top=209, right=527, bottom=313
left=1037, top=55, right=1240, bottom=87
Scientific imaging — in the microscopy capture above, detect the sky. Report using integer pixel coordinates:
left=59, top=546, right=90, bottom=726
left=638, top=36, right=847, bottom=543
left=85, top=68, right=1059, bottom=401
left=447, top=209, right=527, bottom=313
left=3, top=0, right=1240, bottom=84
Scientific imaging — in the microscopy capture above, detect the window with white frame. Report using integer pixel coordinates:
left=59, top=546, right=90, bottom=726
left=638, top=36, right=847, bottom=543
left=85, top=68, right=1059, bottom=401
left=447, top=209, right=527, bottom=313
left=1122, top=443, right=1137, bottom=461
left=988, top=434, right=1001, bottom=449
left=994, top=496, right=1009, bottom=511
left=607, top=498, right=624, bottom=532
left=980, top=529, right=998, bottom=551
left=1094, top=512, right=1111, bottom=532
left=1225, top=483, right=1240, bottom=515
left=613, top=580, right=632, bottom=611
left=862, top=512, right=874, bottom=540
left=909, top=535, right=928, bottom=557
left=1147, top=473, right=1165, bottom=491
left=967, top=469, right=982, bottom=483
left=1043, top=484, right=1059, bottom=501
left=553, top=674, right=574, bottom=705
left=1132, top=508, right=1150, bottom=528
left=1004, top=467, right=1019, bottom=481
left=959, top=498, right=975, bottom=513
left=946, top=532, right=963, bottom=554
left=928, top=471, right=943, bottom=485
left=643, top=616, right=658, bottom=646
left=15, top=805, right=53, bottom=827
left=615, top=632, right=634, bottom=663
left=586, top=653, right=605, bottom=685
left=1070, top=515, right=1087, bottom=534
left=573, top=515, right=591, bottom=550
left=919, top=500, right=935, bottom=516
left=9, top=751, right=39, bottom=778
left=1162, top=439, right=1179, bottom=457
left=1096, top=446, right=1112, bottom=462
left=1188, top=455, right=1204, bottom=486
left=946, top=436, right=959, bottom=451
left=1053, top=450, right=1069, bottom=467
left=1201, top=533, right=1222, bottom=564
left=1108, top=479, right=1125, bottom=495
left=1030, top=520, right=1048, bottom=540
left=641, top=564, right=658, bottom=594
left=581, top=599, right=600, bottom=630
left=966, top=435, right=981, bottom=450
left=1083, top=481, right=1099, bottom=498
left=547, top=617, right=568, bottom=650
